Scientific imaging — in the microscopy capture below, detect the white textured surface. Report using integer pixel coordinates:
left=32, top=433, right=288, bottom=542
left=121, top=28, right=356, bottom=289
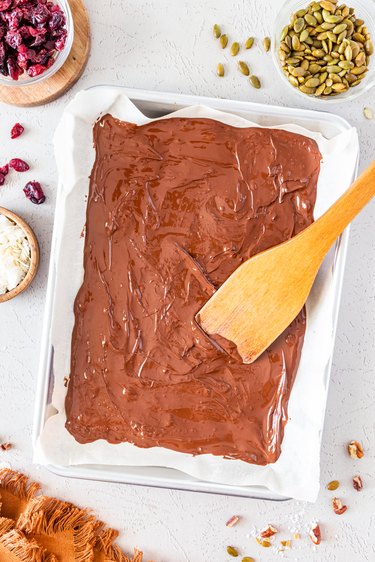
left=0, top=1, right=374, bottom=560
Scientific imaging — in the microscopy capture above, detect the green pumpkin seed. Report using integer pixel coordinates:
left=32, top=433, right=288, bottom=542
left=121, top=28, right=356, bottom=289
left=286, top=57, right=300, bottom=64
left=299, top=84, right=316, bottom=94
left=220, top=34, right=228, bottom=48
left=315, top=82, right=326, bottom=95
left=249, top=75, right=261, bottom=88
left=352, top=32, right=365, bottom=43
left=327, top=64, right=342, bottom=72
left=332, top=82, right=347, bottom=91
left=351, top=79, right=361, bottom=86
left=333, top=23, right=347, bottom=34
left=263, top=36, right=271, bottom=52
left=227, top=546, right=239, bottom=557
left=337, top=31, right=347, bottom=43
left=365, top=39, right=374, bottom=55
left=292, top=35, right=301, bottom=50
left=300, top=29, right=310, bottom=42
left=314, top=10, right=324, bottom=23
left=312, top=48, right=326, bottom=57
left=317, top=31, right=328, bottom=40
left=245, top=37, right=255, bottom=49
left=344, top=44, right=352, bottom=60
left=230, top=41, right=240, bottom=56
left=320, top=71, right=328, bottom=82
left=311, top=2, right=321, bottom=11
left=280, top=41, right=291, bottom=53
left=216, top=63, right=224, bottom=77
left=325, top=14, right=343, bottom=24
left=238, top=61, right=250, bottom=75
left=288, top=74, right=299, bottom=87
left=305, top=77, right=321, bottom=87
left=352, top=65, right=367, bottom=74
left=338, top=60, right=354, bottom=69
left=326, top=77, right=333, bottom=86
left=321, top=22, right=336, bottom=30
left=241, top=558, right=255, bottom=562
left=355, top=51, right=366, bottom=66
left=292, top=66, right=306, bottom=76
left=281, top=26, right=289, bottom=41
left=301, top=59, right=310, bottom=70
left=213, top=24, right=221, bottom=39
left=324, top=85, right=333, bottom=94
left=320, top=1, right=337, bottom=12
left=309, top=62, right=321, bottom=73
left=305, top=14, right=318, bottom=26
left=294, top=18, right=305, bottom=33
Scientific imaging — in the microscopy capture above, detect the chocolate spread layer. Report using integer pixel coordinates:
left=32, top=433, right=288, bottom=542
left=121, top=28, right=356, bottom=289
left=65, top=115, right=321, bottom=465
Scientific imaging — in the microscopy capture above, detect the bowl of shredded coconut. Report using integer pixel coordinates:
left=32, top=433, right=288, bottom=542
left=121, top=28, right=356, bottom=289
left=0, top=207, right=39, bottom=303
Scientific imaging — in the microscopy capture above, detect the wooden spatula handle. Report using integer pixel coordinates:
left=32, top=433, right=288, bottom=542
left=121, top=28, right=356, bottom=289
left=308, top=160, right=375, bottom=255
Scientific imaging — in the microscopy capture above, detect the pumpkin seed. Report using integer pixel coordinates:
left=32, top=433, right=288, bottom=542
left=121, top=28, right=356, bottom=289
left=332, top=82, right=347, bottom=90
left=314, top=10, right=323, bottom=24
left=320, top=1, right=337, bottom=12
left=216, top=63, right=224, bottom=77
left=220, top=34, right=228, bottom=48
left=365, top=39, right=374, bottom=55
left=227, top=546, right=239, bottom=557
left=352, top=65, right=367, bottom=74
left=325, top=14, right=343, bottom=24
left=292, top=35, right=301, bottom=50
left=263, top=36, right=271, bottom=52
left=309, top=62, right=321, bottom=73
left=230, top=42, right=240, bottom=56
left=288, top=74, right=299, bottom=87
left=245, top=37, right=255, bottom=49
left=299, top=84, right=316, bottom=94
left=292, top=66, right=306, bottom=76
left=363, top=107, right=373, bottom=120
left=353, top=32, right=365, bottom=43
left=315, top=82, right=326, bottom=95
left=294, top=17, right=305, bottom=33
left=305, top=77, right=321, bottom=87
left=355, top=51, right=366, bottom=66
left=300, top=29, right=310, bottom=42
left=326, top=64, right=342, bottom=72
left=213, top=24, right=221, bottom=39
left=320, top=71, right=328, bottom=82
left=344, top=44, right=352, bottom=60
left=326, top=78, right=333, bottom=86
left=305, top=14, right=318, bottom=26
left=249, top=75, right=261, bottom=88
left=281, top=26, right=289, bottom=41
left=333, top=23, right=347, bottom=34
left=324, top=85, right=333, bottom=94
left=238, top=61, right=250, bottom=75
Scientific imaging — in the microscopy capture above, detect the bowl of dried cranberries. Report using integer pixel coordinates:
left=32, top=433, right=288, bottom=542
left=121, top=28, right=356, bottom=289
left=0, top=0, right=73, bottom=85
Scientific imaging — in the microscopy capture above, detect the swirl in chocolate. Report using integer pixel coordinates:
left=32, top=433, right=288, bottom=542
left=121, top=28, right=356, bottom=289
left=65, top=115, right=321, bottom=465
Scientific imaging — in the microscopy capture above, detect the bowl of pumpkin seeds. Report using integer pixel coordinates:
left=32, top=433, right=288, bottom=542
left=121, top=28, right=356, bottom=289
left=273, top=0, right=375, bottom=101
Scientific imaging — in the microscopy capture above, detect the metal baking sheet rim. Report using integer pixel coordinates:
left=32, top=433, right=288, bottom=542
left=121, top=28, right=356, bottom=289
left=33, top=87, right=359, bottom=501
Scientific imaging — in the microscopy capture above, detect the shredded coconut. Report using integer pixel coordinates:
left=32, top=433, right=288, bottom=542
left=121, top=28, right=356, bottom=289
left=0, top=214, right=31, bottom=294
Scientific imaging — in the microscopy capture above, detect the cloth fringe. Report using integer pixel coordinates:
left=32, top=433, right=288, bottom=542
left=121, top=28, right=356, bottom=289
left=17, top=495, right=97, bottom=562
left=0, top=527, right=57, bottom=562
left=0, top=516, right=15, bottom=534
left=0, top=469, right=40, bottom=504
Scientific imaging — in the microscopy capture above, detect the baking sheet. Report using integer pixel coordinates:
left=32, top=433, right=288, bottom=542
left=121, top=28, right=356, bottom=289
left=34, top=87, right=359, bottom=502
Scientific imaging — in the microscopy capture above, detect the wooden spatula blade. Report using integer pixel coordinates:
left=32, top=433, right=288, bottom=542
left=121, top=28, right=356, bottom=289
left=196, top=238, right=317, bottom=364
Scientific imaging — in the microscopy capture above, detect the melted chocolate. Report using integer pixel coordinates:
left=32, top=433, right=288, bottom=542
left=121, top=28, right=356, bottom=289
left=65, top=115, right=321, bottom=465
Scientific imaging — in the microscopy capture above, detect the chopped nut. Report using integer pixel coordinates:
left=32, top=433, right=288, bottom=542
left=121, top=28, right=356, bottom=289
left=348, top=440, right=364, bottom=459
left=309, top=523, right=321, bottom=545
left=260, top=524, right=277, bottom=538
left=0, top=443, right=12, bottom=451
left=227, top=545, right=239, bottom=557
left=332, top=497, right=348, bottom=515
left=63, top=376, right=70, bottom=387
left=256, top=537, right=272, bottom=548
left=326, top=479, right=339, bottom=491
left=293, top=533, right=300, bottom=540
left=226, top=515, right=240, bottom=527
left=280, top=540, right=291, bottom=548
left=363, top=107, right=373, bottom=119
left=353, top=475, right=363, bottom=491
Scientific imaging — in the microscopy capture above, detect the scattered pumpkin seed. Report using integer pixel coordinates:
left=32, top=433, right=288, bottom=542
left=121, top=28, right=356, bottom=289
left=238, top=61, right=250, bottom=75
left=213, top=24, right=221, bottom=39
left=217, top=63, right=224, bottom=77
left=327, top=480, right=340, bottom=491
left=245, top=37, right=254, bottom=49
left=230, top=41, right=240, bottom=56
left=220, top=34, right=228, bottom=49
left=249, top=74, right=261, bottom=88
left=363, top=106, right=373, bottom=119
left=241, top=558, right=255, bottom=562
left=227, top=546, right=239, bottom=557
left=263, top=36, right=271, bottom=52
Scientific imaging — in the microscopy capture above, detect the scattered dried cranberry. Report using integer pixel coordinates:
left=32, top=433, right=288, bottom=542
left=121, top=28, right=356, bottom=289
left=0, top=0, right=67, bottom=80
left=23, top=180, right=45, bottom=204
left=0, top=163, right=9, bottom=175
left=9, top=157, right=29, bottom=172
left=11, top=122, right=24, bottom=139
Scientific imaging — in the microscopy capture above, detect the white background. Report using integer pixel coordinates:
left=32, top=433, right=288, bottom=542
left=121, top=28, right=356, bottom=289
left=0, top=1, right=374, bottom=560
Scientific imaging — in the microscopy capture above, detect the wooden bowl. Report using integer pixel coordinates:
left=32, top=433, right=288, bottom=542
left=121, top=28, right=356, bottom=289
left=0, top=207, right=40, bottom=304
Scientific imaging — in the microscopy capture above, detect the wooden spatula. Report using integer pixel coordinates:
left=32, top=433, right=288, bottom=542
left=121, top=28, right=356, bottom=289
left=196, top=160, right=375, bottom=364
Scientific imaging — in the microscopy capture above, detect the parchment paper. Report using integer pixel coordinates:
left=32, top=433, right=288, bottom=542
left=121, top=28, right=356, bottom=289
left=34, top=87, right=359, bottom=502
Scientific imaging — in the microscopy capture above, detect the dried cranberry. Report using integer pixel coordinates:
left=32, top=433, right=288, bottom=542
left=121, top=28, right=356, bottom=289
left=5, top=30, right=22, bottom=48
left=7, top=56, right=20, bottom=79
left=54, top=34, right=65, bottom=51
left=4, top=8, right=23, bottom=30
left=11, top=122, right=24, bottom=138
left=0, top=173, right=5, bottom=186
left=27, top=62, right=44, bottom=76
left=30, top=3, right=49, bottom=23
left=9, top=157, right=29, bottom=171
left=23, top=180, right=45, bottom=204
left=0, top=0, right=12, bottom=12
left=18, top=24, right=31, bottom=39
left=0, top=163, right=9, bottom=175
left=48, top=10, right=64, bottom=30
left=0, top=41, right=6, bottom=64
left=0, top=22, right=6, bottom=39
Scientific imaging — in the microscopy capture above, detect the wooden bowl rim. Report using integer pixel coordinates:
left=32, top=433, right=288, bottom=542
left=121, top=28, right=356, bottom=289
left=0, top=206, right=40, bottom=304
